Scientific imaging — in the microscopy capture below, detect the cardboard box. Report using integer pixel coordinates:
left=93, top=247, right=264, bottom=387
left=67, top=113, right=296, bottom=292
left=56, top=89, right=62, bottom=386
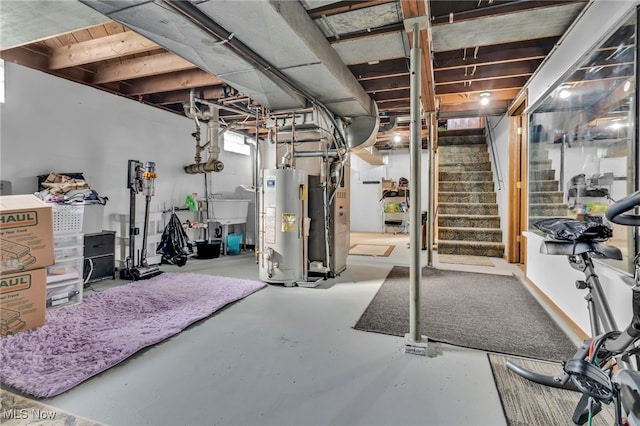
left=0, top=195, right=55, bottom=274
left=0, top=268, right=46, bottom=336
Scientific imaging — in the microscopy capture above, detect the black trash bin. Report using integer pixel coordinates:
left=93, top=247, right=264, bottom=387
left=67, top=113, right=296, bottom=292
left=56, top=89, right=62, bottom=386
left=196, top=240, right=221, bottom=259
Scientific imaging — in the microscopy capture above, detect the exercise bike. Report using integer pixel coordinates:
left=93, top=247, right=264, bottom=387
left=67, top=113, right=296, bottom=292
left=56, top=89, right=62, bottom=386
left=507, top=190, right=640, bottom=425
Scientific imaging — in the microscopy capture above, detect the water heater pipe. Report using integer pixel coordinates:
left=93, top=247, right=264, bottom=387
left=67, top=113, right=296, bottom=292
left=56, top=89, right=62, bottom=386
left=184, top=102, right=224, bottom=174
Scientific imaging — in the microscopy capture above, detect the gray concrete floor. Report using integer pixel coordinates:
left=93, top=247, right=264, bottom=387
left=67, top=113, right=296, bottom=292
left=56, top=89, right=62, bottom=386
left=40, top=233, right=542, bottom=426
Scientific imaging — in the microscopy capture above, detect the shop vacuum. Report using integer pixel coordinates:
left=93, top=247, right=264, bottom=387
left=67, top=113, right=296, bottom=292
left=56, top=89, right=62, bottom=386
left=120, top=160, right=162, bottom=280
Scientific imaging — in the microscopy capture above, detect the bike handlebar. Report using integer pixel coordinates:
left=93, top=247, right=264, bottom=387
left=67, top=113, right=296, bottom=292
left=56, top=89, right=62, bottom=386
left=605, top=190, right=640, bottom=226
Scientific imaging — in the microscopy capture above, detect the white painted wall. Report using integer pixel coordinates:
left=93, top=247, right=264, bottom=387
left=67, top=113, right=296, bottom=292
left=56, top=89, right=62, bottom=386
left=0, top=63, right=253, bottom=208
left=0, top=63, right=253, bottom=260
left=350, top=150, right=430, bottom=232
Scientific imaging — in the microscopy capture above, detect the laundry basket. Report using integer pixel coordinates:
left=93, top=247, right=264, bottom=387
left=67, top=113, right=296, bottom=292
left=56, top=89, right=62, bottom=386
left=51, top=204, right=84, bottom=234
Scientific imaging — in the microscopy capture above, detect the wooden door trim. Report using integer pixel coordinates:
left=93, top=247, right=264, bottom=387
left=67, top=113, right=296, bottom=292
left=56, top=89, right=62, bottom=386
left=507, top=91, right=527, bottom=263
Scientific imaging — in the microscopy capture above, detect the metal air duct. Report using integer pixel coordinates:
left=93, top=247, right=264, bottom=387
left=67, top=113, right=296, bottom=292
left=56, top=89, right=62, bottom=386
left=81, top=0, right=379, bottom=129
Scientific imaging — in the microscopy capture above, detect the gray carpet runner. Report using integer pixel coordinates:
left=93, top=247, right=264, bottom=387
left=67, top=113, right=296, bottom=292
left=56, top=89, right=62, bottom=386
left=354, top=266, right=577, bottom=361
left=489, top=354, right=615, bottom=425
left=437, top=128, right=504, bottom=257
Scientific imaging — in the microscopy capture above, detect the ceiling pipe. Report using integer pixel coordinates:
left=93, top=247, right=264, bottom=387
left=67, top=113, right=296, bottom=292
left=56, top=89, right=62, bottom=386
left=184, top=93, right=224, bottom=174
left=293, top=150, right=341, bottom=158
left=163, top=0, right=374, bottom=153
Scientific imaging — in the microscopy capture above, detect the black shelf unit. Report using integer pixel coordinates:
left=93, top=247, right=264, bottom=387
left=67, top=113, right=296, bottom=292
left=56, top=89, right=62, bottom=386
left=83, top=231, right=116, bottom=285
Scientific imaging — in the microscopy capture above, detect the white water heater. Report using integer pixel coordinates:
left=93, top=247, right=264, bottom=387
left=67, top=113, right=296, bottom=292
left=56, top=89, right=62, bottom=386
left=259, top=169, right=308, bottom=286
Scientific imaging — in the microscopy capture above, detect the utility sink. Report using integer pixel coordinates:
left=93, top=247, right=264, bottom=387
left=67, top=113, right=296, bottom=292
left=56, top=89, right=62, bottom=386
left=209, top=199, right=249, bottom=225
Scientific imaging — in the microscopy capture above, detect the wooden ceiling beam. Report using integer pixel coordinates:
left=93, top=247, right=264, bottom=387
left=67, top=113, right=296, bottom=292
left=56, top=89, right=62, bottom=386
left=361, top=77, right=410, bottom=92
left=435, top=61, right=540, bottom=86
left=349, top=57, right=409, bottom=80
left=433, top=37, right=557, bottom=68
left=49, top=30, right=160, bottom=70
left=435, top=50, right=547, bottom=71
left=375, top=100, right=412, bottom=110
left=1, top=46, right=92, bottom=83
left=154, top=86, right=226, bottom=106
left=400, top=0, right=437, bottom=112
left=439, top=100, right=511, bottom=116
left=1, top=45, right=49, bottom=68
left=124, top=69, right=224, bottom=96
left=435, top=55, right=545, bottom=73
left=376, top=97, right=411, bottom=105
left=438, top=88, right=521, bottom=105
left=436, top=76, right=529, bottom=95
left=371, top=88, right=410, bottom=101
left=93, top=52, right=197, bottom=84
left=357, top=71, right=409, bottom=82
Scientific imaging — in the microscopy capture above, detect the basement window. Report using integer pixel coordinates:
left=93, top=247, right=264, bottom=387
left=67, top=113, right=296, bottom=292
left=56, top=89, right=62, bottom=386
left=527, top=10, right=637, bottom=274
left=223, top=131, right=250, bottom=156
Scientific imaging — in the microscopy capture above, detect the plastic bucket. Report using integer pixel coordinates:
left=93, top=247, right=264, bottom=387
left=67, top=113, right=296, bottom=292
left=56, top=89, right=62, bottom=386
left=226, top=233, right=242, bottom=255
left=195, top=240, right=221, bottom=259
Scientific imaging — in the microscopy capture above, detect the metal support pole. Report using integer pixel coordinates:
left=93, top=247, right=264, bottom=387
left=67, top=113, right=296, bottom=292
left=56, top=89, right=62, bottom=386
left=560, top=133, right=566, bottom=191
left=254, top=107, right=260, bottom=262
left=427, top=113, right=435, bottom=268
left=409, top=22, right=423, bottom=343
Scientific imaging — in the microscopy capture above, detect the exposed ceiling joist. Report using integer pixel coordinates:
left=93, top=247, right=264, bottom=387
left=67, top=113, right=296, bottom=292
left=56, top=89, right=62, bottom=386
left=49, top=30, right=160, bottom=69
left=0, top=0, right=593, bottom=150
left=124, top=69, right=224, bottom=97
left=93, top=52, right=197, bottom=84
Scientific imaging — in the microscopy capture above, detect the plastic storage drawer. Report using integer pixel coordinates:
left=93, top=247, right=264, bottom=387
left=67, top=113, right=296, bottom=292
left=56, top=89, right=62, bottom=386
left=53, top=233, right=84, bottom=249
left=54, top=245, right=84, bottom=262
left=46, top=280, right=83, bottom=309
left=46, top=257, right=83, bottom=284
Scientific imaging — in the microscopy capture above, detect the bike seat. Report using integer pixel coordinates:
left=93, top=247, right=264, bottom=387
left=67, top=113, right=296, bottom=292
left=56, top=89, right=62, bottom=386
left=540, top=240, right=623, bottom=260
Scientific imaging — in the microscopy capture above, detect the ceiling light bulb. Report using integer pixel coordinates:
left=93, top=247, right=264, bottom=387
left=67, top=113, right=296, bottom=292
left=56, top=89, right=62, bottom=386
left=559, top=89, right=570, bottom=99
left=394, top=134, right=401, bottom=143
left=480, top=97, right=489, bottom=105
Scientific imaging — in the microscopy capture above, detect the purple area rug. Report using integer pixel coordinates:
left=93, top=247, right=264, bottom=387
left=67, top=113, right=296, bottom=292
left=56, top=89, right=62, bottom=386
left=0, top=272, right=266, bottom=398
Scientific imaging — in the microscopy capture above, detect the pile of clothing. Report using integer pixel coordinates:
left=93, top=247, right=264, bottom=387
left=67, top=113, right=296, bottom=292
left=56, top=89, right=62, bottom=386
left=40, top=172, right=90, bottom=195
left=35, top=172, right=107, bottom=205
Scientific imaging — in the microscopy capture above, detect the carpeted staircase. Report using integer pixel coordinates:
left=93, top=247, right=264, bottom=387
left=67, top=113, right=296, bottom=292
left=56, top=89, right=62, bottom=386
left=528, top=142, right=567, bottom=227
left=437, top=128, right=504, bottom=257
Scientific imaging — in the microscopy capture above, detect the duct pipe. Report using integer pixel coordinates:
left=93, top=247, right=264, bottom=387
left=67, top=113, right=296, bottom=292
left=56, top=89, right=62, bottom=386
left=408, top=21, right=423, bottom=344
left=280, top=151, right=292, bottom=169
left=378, top=117, right=398, bottom=134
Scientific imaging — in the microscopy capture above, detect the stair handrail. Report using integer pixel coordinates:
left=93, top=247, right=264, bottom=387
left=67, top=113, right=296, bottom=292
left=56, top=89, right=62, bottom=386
left=485, top=116, right=505, bottom=191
